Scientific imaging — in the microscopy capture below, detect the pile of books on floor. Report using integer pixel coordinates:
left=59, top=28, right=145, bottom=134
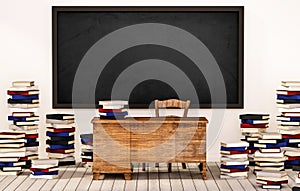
left=239, top=114, right=270, bottom=166
left=30, top=159, right=59, bottom=179
left=277, top=81, right=300, bottom=169
left=220, top=141, right=249, bottom=179
left=7, top=81, right=40, bottom=169
left=98, top=100, right=128, bottom=119
left=0, top=132, right=26, bottom=175
left=46, top=114, right=76, bottom=166
left=80, top=134, right=93, bottom=167
left=254, top=132, right=288, bottom=189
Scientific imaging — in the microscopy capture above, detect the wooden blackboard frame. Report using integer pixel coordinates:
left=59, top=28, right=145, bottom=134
left=52, top=6, right=244, bottom=109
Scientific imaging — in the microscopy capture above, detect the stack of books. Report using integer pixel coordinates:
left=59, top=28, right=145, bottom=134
left=276, top=81, right=300, bottom=169
left=0, top=132, right=26, bottom=175
left=7, top=81, right=39, bottom=169
left=80, top=134, right=93, bottom=167
left=46, top=114, right=76, bottom=166
left=239, top=114, right=270, bottom=165
left=254, top=132, right=288, bottom=189
left=30, top=159, right=59, bottom=179
left=98, top=100, right=128, bottom=119
left=220, top=142, right=249, bottom=179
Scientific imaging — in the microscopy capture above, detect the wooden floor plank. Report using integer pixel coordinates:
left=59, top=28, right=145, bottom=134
left=158, top=163, right=171, bottom=191
left=50, top=164, right=79, bottom=191
left=15, top=173, right=37, bottom=191
left=88, top=179, right=104, bottom=191
left=64, top=166, right=87, bottom=191
left=124, top=163, right=138, bottom=191
left=187, top=163, right=208, bottom=191
left=203, top=162, right=221, bottom=191
left=247, top=167, right=266, bottom=191
left=148, top=163, right=160, bottom=191
left=0, top=175, right=18, bottom=190
left=207, top=162, right=232, bottom=191
left=3, top=171, right=29, bottom=191
left=178, top=163, right=197, bottom=191
left=39, top=167, right=68, bottom=191
left=76, top=166, right=93, bottom=191
left=169, top=163, right=183, bottom=191
left=136, top=163, right=148, bottom=191
left=99, top=174, right=115, bottom=191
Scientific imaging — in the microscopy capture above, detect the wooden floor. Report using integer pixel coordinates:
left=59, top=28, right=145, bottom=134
left=0, top=162, right=299, bottom=191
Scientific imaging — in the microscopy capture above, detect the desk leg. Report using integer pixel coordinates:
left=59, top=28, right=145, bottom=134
left=202, top=162, right=207, bottom=180
left=124, top=173, right=132, bottom=180
left=93, top=172, right=100, bottom=180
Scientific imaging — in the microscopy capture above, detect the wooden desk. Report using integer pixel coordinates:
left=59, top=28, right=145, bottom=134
left=92, top=117, right=208, bottom=180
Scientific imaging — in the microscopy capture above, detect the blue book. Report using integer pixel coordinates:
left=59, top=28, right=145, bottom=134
left=277, top=94, right=300, bottom=100
left=48, top=144, right=74, bottom=150
left=220, top=146, right=246, bottom=151
left=11, top=94, right=39, bottom=100
left=81, top=138, right=93, bottom=144
left=25, top=138, right=37, bottom=143
left=0, top=162, right=16, bottom=167
left=241, top=119, right=268, bottom=124
left=220, top=164, right=247, bottom=169
left=99, top=111, right=128, bottom=117
left=46, top=132, right=74, bottom=137
left=32, top=171, right=58, bottom=175
left=8, top=116, right=36, bottom=122
left=264, top=141, right=287, bottom=148
left=285, top=160, right=300, bottom=165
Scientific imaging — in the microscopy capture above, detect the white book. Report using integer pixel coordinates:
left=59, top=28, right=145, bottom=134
left=46, top=119, right=74, bottom=124
left=220, top=157, right=247, bottom=162
left=277, top=85, right=300, bottom=91
left=281, top=81, right=300, bottom=87
left=220, top=141, right=249, bottom=148
left=9, top=86, right=39, bottom=91
left=30, top=174, right=59, bottom=179
left=253, top=157, right=286, bottom=162
left=12, top=81, right=34, bottom=87
left=221, top=161, right=249, bottom=166
left=0, top=138, right=25, bottom=144
left=32, top=159, right=59, bottom=166
left=221, top=171, right=248, bottom=177
left=220, top=174, right=247, bottom=179
left=98, top=100, right=128, bottom=106
left=254, top=151, right=284, bottom=158
left=288, top=139, right=300, bottom=143
left=220, top=153, right=248, bottom=159
left=258, top=132, right=282, bottom=140
left=279, top=129, right=300, bottom=135
left=261, top=185, right=281, bottom=189
left=80, top=155, right=92, bottom=159
left=102, top=105, right=124, bottom=109
left=2, top=166, right=22, bottom=171
left=277, top=125, right=300, bottom=130
left=240, top=128, right=266, bottom=133
left=0, top=143, right=24, bottom=148
left=9, top=124, right=38, bottom=131
left=279, top=108, right=300, bottom=113
left=258, top=139, right=277, bottom=144
left=0, top=147, right=26, bottom=153
left=48, top=153, right=75, bottom=159
left=278, top=121, right=300, bottom=126
left=0, top=157, right=20, bottom=162
left=256, top=175, right=288, bottom=182
left=8, top=103, right=39, bottom=109
left=256, top=171, right=287, bottom=178
left=255, top=162, right=284, bottom=167
left=47, top=123, right=74, bottom=129
left=0, top=170, right=21, bottom=175
left=0, top=152, right=25, bottom=157
left=282, top=112, right=300, bottom=117
left=254, top=166, right=284, bottom=171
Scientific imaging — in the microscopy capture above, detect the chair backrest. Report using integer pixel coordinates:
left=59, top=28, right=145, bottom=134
left=154, top=99, right=190, bottom=117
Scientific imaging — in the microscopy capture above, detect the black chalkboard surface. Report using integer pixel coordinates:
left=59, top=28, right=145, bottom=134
left=53, top=7, right=244, bottom=108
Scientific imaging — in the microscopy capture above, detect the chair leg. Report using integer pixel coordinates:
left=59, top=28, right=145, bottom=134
left=168, top=163, right=172, bottom=173
left=181, top=163, right=187, bottom=169
left=155, top=163, right=159, bottom=167
left=142, top=163, right=146, bottom=171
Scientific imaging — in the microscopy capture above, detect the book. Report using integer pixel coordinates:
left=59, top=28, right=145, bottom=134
left=277, top=103, right=300, bottom=109
left=10, top=94, right=38, bottom=100
left=219, top=174, right=247, bottom=179
left=279, top=129, right=300, bottom=135
left=0, top=157, right=20, bottom=162
left=31, top=171, right=58, bottom=175
left=12, top=81, right=34, bottom=87
left=12, top=112, right=34, bottom=117
left=239, top=114, right=269, bottom=120
left=46, top=114, right=74, bottom=120
left=221, top=161, right=249, bottom=166
left=259, top=148, right=281, bottom=153
left=278, top=121, right=300, bottom=126
left=241, top=128, right=266, bottom=133
left=101, top=105, right=125, bottom=110
left=220, top=167, right=249, bottom=173
left=46, top=136, right=74, bottom=141
left=7, top=90, right=39, bottom=95
left=46, top=127, right=75, bottom=133
left=256, top=171, right=287, bottom=178
left=255, top=162, right=284, bottom=167
left=254, top=151, right=284, bottom=158
left=46, top=140, right=74, bottom=146
left=9, top=124, right=38, bottom=131
left=46, top=148, right=75, bottom=154
left=46, top=119, right=74, bottom=124
left=47, top=144, right=74, bottom=150
left=30, top=174, right=59, bottom=179
left=1, top=166, right=22, bottom=171
left=277, top=85, right=300, bottom=91
left=281, top=81, right=300, bottom=87
left=48, top=153, right=74, bottom=159
left=7, top=99, right=39, bottom=104
left=13, top=121, right=38, bottom=126
left=220, top=164, right=247, bottom=169
left=58, top=160, right=76, bottom=166
left=0, top=143, right=24, bottom=148
left=220, top=146, right=247, bottom=151
left=99, top=111, right=128, bottom=117
left=30, top=167, right=59, bottom=172
left=46, top=132, right=75, bottom=137
left=98, top=100, right=128, bottom=106
left=0, top=170, right=21, bottom=175
left=221, top=153, right=248, bottom=159
left=254, top=166, right=284, bottom=171
left=8, top=116, right=39, bottom=121
left=277, top=99, right=300, bottom=104
left=220, top=142, right=249, bottom=148
left=256, top=179, right=288, bottom=185
left=47, top=123, right=74, bottom=129
left=0, top=138, right=25, bottom=144
left=20, top=155, right=38, bottom=161
left=98, top=108, right=124, bottom=113
left=276, top=90, right=300, bottom=95
left=220, top=150, right=249, bottom=155
left=220, top=171, right=248, bottom=177
left=0, top=152, right=26, bottom=157
left=241, top=119, right=269, bottom=125
left=262, top=184, right=281, bottom=189
left=0, top=132, right=25, bottom=139
left=0, top=147, right=26, bottom=153
left=8, top=103, right=39, bottom=109
left=258, top=132, right=282, bottom=140
left=282, top=134, right=300, bottom=139
left=281, top=112, right=300, bottom=117
left=258, top=139, right=278, bottom=144
left=240, top=123, right=268, bottom=128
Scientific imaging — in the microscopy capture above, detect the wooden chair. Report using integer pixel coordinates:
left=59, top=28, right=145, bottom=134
left=142, top=99, right=190, bottom=173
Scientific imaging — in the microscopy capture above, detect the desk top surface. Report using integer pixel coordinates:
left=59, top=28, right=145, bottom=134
left=92, top=116, right=208, bottom=124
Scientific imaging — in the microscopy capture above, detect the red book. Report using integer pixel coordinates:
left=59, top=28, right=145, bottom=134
left=221, top=150, right=250, bottom=154
left=286, top=156, right=300, bottom=161
left=221, top=167, right=249, bottom=173
left=240, top=123, right=268, bottom=128
left=82, top=159, right=93, bottom=162
left=282, top=134, right=300, bottom=139
left=30, top=167, right=58, bottom=172
left=257, top=179, right=288, bottom=185
left=7, top=90, right=39, bottom=95
left=46, top=127, right=75, bottom=133
left=277, top=90, right=300, bottom=95
left=46, top=148, right=74, bottom=154
left=25, top=134, right=38, bottom=139
left=98, top=108, right=123, bottom=113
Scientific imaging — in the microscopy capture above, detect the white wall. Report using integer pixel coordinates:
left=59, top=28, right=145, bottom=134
left=1, top=0, right=300, bottom=161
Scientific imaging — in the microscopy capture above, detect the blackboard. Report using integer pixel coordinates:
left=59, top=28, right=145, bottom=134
left=53, top=7, right=244, bottom=108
